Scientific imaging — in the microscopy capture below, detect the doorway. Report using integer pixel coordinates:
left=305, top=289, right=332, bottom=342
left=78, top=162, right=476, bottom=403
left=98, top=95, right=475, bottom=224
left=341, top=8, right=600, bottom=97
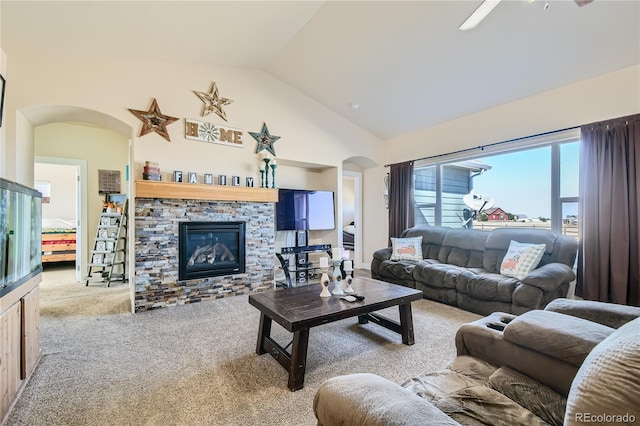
left=34, top=157, right=87, bottom=282
left=342, top=171, right=362, bottom=267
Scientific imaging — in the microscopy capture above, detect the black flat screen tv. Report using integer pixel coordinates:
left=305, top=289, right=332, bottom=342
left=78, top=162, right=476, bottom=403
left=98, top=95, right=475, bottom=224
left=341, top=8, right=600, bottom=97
left=276, top=189, right=336, bottom=231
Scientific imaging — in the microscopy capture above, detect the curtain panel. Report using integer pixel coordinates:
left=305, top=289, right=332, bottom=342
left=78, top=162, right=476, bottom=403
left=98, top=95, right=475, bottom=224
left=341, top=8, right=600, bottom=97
left=388, top=160, right=415, bottom=245
left=577, top=113, right=640, bottom=306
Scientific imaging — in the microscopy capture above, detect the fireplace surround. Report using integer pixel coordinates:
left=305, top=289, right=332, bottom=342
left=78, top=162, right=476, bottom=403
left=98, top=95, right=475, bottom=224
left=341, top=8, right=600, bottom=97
left=134, top=194, right=275, bottom=312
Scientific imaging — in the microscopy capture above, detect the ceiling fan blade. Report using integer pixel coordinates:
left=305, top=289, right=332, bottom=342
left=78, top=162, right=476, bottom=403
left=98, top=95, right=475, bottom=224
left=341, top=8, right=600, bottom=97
left=459, top=0, right=502, bottom=31
left=574, top=0, right=594, bottom=6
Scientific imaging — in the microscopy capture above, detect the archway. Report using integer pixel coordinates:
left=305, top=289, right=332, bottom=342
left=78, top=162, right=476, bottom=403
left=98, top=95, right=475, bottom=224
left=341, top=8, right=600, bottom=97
left=20, top=105, right=134, bottom=312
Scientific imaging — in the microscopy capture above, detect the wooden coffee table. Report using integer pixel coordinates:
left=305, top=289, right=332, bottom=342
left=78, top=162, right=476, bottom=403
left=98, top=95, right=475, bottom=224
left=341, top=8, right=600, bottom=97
left=248, top=276, right=423, bottom=391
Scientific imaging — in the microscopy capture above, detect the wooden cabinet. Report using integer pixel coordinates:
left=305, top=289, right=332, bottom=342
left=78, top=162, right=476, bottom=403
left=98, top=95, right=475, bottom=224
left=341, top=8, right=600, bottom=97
left=21, top=287, right=40, bottom=380
left=0, top=275, right=41, bottom=423
left=0, top=301, right=21, bottom=419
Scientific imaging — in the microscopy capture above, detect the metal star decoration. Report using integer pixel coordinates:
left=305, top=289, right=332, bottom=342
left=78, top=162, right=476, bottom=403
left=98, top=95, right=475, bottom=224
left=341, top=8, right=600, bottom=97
left=193, top=82, right=233, bottom=121
left=249, top=122, right=280, bottom=156
left=128, top=98, right=178, bottom=142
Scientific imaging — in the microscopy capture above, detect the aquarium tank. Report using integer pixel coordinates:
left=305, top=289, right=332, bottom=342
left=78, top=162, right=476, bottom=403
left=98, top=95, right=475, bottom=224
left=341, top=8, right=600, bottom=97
left=0, top=177, right=42, bottom=296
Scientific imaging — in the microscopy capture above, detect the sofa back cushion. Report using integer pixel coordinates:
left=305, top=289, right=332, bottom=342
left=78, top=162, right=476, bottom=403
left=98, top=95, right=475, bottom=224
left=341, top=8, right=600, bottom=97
left=564, top=317, right=640, bottom=425
left=483, top=228, right=576, bottom=274
left=401, top=226, right=449, bottom=260
left=437, top=229, right=488, bottom=268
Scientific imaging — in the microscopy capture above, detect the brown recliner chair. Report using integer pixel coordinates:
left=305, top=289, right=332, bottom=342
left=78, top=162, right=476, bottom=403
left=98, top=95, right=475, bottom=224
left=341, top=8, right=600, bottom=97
left=313, top=299, right=640, bottom=426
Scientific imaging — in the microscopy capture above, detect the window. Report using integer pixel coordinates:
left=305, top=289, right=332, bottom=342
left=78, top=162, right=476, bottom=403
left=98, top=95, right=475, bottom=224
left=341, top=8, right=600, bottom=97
left=414, top=133, right=580, bottom=238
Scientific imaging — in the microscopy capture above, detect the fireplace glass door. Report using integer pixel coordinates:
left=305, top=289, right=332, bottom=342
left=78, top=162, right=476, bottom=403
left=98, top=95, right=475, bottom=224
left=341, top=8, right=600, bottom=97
left=179, top=221, right=245, bottom=280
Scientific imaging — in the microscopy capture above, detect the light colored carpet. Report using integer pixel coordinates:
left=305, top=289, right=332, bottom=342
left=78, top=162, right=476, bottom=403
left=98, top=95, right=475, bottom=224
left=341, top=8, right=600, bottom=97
left=39, top=263, right=131, bottom=317
left=7, top=270, right=481, bottom=425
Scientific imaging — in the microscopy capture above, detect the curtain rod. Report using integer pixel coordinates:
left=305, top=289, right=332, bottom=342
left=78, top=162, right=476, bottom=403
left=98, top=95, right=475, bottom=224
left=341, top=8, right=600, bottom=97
left=384, top=125, right=581, bottom=168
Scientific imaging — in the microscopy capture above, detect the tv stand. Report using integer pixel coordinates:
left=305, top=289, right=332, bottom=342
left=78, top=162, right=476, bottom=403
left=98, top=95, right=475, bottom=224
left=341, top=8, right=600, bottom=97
left=276, top=244, right=332, bottom=288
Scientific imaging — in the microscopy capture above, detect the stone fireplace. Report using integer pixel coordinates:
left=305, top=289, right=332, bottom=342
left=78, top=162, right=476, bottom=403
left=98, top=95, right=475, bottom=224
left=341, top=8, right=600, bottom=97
left=134, top=182, right=277, bottom=312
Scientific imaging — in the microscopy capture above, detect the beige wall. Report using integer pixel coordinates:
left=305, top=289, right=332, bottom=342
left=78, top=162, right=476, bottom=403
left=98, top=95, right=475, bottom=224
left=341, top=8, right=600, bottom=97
left=4, top=55, right=382, bottom=182
left=34, top=162, right=76, bottom=221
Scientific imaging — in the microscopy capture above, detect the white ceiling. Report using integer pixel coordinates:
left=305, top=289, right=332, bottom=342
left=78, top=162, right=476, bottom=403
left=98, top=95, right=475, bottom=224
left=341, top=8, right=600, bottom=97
left=2, top=0, right=639, bottom=140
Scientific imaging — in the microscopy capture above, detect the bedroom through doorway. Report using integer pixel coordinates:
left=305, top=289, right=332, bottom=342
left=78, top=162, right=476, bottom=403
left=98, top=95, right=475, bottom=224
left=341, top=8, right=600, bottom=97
left=35, top=159, right=82, bottom=282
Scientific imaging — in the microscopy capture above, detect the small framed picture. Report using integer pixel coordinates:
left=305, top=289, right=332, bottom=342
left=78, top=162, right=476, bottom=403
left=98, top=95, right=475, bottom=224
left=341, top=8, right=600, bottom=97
left=173, top=170, right=183, bottom=182
left=98, top=230, right=108, bottom=239
left=246, top=177, right=254, bottom=187
left=100, top=217, right=111, bottom=226
left=232, top=176, right=240, bottom=186
left=204, top=174, right=213, bottom=185
left=218, top=175, right=227, bottom=185
left=92, top=253, right=103, bottom=264
left=106, top=241, right=115, bottom=251
left=188, top=172, right=198, bottom=184
left=96, top=241, right=106, bottom=251
left=104, top=253, right=114, bottom=263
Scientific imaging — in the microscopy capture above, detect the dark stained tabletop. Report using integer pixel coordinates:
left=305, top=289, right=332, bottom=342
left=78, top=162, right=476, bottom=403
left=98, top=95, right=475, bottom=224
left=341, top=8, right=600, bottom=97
left=248, top=276, right=423, bottom=332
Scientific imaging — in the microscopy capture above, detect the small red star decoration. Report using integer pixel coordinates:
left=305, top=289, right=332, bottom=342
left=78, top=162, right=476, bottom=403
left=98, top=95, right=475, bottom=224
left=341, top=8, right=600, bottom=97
left=128, top=98, right=179, bottom=142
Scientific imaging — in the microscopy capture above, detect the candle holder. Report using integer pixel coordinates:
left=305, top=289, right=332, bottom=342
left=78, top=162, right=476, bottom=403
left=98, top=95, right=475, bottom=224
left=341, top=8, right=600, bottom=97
left=319, top=267, right=331, bottom=298
left=259, top=169, right=266, bottom=188
left=270, top=163, right=277, bottom=188
left=343, top=265, right=354, bottom=293
left=263, top=158, right=271, bottom=188
left=331, top=260, right=344, bottom=295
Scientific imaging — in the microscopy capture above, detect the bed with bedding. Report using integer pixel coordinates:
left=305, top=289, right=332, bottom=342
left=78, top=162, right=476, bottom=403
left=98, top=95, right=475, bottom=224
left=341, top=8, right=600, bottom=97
left=41, top=218, right=76, bottom=263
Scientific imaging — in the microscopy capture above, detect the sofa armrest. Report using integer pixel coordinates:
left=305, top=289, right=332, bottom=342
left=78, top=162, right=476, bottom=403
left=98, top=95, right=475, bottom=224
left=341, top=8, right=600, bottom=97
left=314, top=373, right=460, bottom=426
left=373, top=247, right=392, bottom=262
left=519, top=263, right=575, bottom=292
left=545, top=298, right=640, bottom=329
left=457, top=313, right=577, bottom=395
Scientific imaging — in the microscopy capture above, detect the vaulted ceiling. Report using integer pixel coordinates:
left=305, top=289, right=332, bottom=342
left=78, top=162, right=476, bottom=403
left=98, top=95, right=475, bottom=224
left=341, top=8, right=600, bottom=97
left=2, top=1, right=639, bottom=140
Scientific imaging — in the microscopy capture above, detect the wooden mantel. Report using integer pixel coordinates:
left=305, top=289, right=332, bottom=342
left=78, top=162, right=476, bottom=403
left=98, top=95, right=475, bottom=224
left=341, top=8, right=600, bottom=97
left=135, top=180, right=278, bottom=203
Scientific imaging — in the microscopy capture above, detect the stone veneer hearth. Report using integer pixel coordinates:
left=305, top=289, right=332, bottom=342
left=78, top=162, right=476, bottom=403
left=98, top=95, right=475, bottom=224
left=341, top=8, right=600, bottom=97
left=134, top=198, right=275, bottom=312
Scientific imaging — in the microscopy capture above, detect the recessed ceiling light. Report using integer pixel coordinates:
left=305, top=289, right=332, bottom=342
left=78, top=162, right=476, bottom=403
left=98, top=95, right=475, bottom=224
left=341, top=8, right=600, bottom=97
left=350, top=102, right=360, bottom=111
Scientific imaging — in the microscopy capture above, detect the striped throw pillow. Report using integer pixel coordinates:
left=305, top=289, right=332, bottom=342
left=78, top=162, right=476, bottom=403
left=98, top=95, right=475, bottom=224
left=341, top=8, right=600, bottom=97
left=500, top=240, right=546, bottom=279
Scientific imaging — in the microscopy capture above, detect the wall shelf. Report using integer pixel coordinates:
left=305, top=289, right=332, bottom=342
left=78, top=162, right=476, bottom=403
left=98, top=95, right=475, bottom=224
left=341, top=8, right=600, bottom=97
left=135, top=180, right=278, bottom=203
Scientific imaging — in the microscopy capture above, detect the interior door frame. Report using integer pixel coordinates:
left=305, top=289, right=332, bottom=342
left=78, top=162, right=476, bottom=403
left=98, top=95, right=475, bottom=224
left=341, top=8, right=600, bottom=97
left=35, top=156, right=87, bottom=282
left=343, top=170, right=363, bottom=268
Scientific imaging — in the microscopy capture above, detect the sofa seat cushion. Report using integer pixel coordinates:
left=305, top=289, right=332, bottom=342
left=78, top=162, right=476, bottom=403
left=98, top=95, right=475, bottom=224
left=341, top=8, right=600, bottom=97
left=413, top=262, right=465, bottom=289
left=456, top=270, right=518, bottom=303
left=378, top=259, right=421, bottom=283
left=489, top=366, right=566, bottom=426
left=402, top=356, right=549, bottom=426
left=504, top=310, right=615, bottom=367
